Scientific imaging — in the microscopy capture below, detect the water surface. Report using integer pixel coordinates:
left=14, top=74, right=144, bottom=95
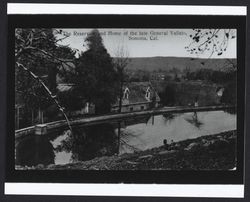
left=16, top=110, right=236, bottom=166
left=119, top=111, right=236, bottom=154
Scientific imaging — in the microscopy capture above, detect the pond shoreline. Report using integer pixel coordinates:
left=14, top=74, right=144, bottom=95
left=16, top=130, right=236, bottom=170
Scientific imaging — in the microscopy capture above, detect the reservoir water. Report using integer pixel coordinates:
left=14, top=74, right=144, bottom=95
left=15, top=110, right=236, bottom=166
left=119, top=111, right=236, bottom=154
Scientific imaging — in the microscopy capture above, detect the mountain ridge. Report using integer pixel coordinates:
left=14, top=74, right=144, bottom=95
left=123, top=57, right=236, bottom=72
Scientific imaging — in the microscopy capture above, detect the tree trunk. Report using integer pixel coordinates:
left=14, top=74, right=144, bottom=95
left=38, top=108, right=42, bottom=124
left=117, top=75, right=124, bottom=154
left=118, top=78, right=123, bottom=113
left=31, top=109, right=34, bottom=125
left=41, top=111, right=44, bottom=124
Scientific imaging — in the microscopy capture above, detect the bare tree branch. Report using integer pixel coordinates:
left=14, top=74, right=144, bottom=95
left=186, top=29, right=236, bottom=58
left=16, top=62, right=72, bottom=132
left=113, top=45, right=131, bottom=113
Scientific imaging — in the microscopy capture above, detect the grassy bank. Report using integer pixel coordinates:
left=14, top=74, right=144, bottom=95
left=21, top=130, right=236, bottom=170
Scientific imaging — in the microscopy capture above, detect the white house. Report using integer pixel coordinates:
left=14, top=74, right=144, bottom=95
left=111, top=81, right=161, bottom=113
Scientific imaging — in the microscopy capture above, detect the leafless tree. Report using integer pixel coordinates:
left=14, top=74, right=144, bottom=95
left=185, top=29, right=236, bottom=58
left=113, top=45, right=131, bottom=113
left=113, top=45, right=131, bottom=153
left=15, top=28, right=73, bottom=131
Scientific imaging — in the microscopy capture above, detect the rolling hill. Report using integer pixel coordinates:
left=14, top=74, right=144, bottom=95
left=125, top=57, right=236, bottom=72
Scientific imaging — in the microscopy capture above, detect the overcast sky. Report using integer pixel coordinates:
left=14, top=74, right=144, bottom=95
left=56, top=29, right=236, bottom=58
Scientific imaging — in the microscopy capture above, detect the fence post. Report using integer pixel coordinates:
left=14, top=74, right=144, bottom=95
left=35, top=124, right=47, bottom=135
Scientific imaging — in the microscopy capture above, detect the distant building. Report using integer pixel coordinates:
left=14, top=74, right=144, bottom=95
left=216, top=87, right=225, bottom=97
left=150, top=72, right=166, bottom=81
left=150, top=72, right=183, bottom=82
left=111, top=81, right=161, bottom=113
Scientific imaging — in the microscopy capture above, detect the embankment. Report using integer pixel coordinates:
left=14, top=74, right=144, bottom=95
left=17, top=130, right=236, bottom=170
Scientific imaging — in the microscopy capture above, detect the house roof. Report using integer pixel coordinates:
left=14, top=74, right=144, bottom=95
left=57, top=81, right=160, bottom=107
left=114, top=81, right=160, bottom=106
left=58, top=61, right=75, bottom=72
left=56, top=83, right=75, bottom=92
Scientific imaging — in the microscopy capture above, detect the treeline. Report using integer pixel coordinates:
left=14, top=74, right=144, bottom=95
left=150, top=66, right=237, bottom=107
left=184, top=68, right=236, bottom=84
left=126, top=69, right=151, bottom=82
left=127, top=67, right=236, bottom=84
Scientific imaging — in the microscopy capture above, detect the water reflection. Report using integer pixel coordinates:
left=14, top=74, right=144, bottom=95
left=50, top=131, right=73, bottom=165
left=16, top=135, right=55, bottom=166
left=16, top=123, right=118, bottom=167
left=16, top=110, right=236, bottom=166
left=120, top=111, right=236, bottom=154
left=184, top=112, right=203, bottom=129
left=162, top=113, right=177, bottom=124
left=53, top=123, right=117, bottom=162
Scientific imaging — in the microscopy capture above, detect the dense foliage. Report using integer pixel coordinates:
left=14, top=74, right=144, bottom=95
left=74, top=29, right=119, bottom=114
left=56, top=124, right=117, bottom=161
left=184, top=68, right=236, bottom=84
left=15, top=29, right=75, bottom=126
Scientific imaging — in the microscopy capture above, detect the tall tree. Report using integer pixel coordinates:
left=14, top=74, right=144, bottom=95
left=75, top=29, right=119, bottom=114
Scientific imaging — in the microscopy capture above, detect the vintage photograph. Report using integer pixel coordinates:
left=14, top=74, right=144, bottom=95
left=15, top=28, right=237, bottom=170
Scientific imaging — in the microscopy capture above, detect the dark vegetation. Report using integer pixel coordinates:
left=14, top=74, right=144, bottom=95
left=17, top=130, right=236, bottom=170
left=15, top=29, right=76, bottom=128
left=221, top=80, right=237, bottom=105
left=15, top=29, right=120, bottom=128
left=157, top=81, right=224, bottom=106
left=126, top=56, right=236, bottom=107
left=184, top=68, right=236, bottom=84
left=73, top=30, right=119, bottom=114
left=15, top=135, right=55, bottom=166
left=15, top=123, right=118, bottom=166
left=55, top=124, right=117, bottom=161
left=152, top=66, right=236, bottom=106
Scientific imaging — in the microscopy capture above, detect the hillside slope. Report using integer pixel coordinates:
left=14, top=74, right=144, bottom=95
left=126, top=57, right=236, bottom=72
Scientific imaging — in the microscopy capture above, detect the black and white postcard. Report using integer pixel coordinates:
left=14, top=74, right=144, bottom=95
left=5, top=3, right=247, bottom=198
